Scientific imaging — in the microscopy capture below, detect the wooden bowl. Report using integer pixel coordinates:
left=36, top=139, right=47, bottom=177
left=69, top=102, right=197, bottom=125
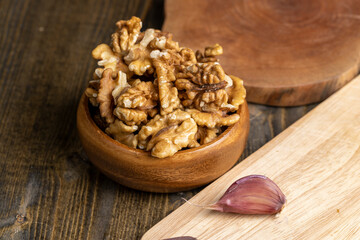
left=76, top=93, right=250, bottom=193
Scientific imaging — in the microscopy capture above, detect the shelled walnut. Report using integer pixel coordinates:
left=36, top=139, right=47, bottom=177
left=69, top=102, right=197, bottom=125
left=86, top=17, right=246, bottom=158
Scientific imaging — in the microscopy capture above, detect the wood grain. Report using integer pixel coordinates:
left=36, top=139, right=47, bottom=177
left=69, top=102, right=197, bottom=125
left=143, top=75, right=360, bottom=239
left=0, top=0, right=317, bottom=239
left=163, top=0, right=360, bottom=106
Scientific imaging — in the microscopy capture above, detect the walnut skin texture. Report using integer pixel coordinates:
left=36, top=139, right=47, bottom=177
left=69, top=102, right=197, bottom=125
left=148, top=118, right=197, bottom=158
left=97, top=69, right=115, bottom=124
left=117, top=81, right=158, bottom=110
left=152, top=58, right=181, bottom=115
left=86, top=17, right=246, bottom=158
left=138, top=110, right=197, bottom=158
left=105, top=120, right=138, bottom=148
left=112, top=16, right=142, bottom=55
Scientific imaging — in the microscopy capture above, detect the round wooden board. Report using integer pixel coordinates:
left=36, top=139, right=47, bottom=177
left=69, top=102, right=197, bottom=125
left=163, top=0, right=360, bottom=106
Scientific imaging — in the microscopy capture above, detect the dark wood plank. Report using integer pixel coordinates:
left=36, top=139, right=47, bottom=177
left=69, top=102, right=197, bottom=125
left=0, top=0, right=315, bottom=239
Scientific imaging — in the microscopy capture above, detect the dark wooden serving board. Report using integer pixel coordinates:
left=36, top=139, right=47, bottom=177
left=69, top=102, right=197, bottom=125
left=163, top=0, right=360, bottom=106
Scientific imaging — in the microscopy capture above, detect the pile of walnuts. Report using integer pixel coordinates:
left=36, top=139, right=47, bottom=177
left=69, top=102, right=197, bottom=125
left=85, top=17, right=246, bottom=158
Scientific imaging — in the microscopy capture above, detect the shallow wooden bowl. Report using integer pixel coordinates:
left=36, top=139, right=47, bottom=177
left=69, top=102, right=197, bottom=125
left=77, top=93, right=250, bottom=193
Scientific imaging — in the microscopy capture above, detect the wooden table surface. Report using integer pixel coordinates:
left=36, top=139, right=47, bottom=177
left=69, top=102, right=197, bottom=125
left=0, top=0, right=317, bottom=239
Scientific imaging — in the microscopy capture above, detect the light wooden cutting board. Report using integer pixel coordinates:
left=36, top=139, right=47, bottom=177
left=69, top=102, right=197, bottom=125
left=142, top=75, right=360, bottom=239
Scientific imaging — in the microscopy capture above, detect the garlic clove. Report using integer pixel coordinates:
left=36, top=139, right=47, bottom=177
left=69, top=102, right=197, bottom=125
left=207, top=175, right=286, bottom=215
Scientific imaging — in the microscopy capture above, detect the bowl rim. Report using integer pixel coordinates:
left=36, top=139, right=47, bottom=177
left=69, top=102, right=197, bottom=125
left=79, top=92, right=247, bottom=160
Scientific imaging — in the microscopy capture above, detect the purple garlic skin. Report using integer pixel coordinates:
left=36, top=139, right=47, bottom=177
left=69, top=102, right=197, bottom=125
left=208, top=175, right=286, bottom=215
